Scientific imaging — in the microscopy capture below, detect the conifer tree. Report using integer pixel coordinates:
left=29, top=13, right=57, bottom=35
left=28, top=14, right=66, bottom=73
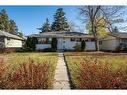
left=9, top=19, right=18, bottom=34
left=0, top=9, right=10, bottom=32
left=38, top=18, right=51, bottom=33
left=51, top=8, right=69, bottom=31
left=0, top=9, right=19, bottom=35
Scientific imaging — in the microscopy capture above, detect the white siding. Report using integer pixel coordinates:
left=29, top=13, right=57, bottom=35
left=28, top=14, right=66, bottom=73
left=100, top=36, right=119, bottom=51
left=57, top=38, right=95, bottom=50
left=4, top=38, right=22, bottom=48
left=85, top=42, right=95, bottom=50
left=36, top=44, right=51, bottom=50
left=57, top=38, right=78, bottom=50
left=35, top=38, right=95, bottom=51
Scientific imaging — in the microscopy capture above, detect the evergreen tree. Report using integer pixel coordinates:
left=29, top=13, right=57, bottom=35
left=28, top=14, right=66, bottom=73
left=25, top=37, right=38, bottom=51
left=51, top=8, right=69, bottom=31
left=17, top=31, right=23, bottom=37
left=38, top=18, right=51, bottom=33
left=51, top=38, right=57, bottom=51
left=0, top=9, right=10, bottom=32
left=9, top=19, right=18, bottom=34
left=81, top=40, right=86, bottom=51
left=0, top=9, right=19, bottom=35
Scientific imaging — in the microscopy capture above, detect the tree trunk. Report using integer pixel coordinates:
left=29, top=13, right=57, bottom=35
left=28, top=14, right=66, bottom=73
left=95, top=37, right=100, bottom=51
left=92, top=25, right=100, bottom=51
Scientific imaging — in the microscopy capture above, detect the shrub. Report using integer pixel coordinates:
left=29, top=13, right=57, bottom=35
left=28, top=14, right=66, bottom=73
left=43, top=48, right=55, bottom=52
left=0, top=49, right=4, bottom=53
left=115, top=45, right=123, bottom=52
left=76, top=57, right=127, bottom=89
left=115, top=44, right=127, bottom=52
left=51, top=38, right=57, bottom=51
left=25, top=37, right=38, bottom=51
left=81, top=40, right=86, bottom=51
left=123, top=47, right=127, bottom=52
left=0, top=58, right=8, bottom=88
left=0, top=58, right=50, bottom=89
left=73, top=43, right=81, bottom=52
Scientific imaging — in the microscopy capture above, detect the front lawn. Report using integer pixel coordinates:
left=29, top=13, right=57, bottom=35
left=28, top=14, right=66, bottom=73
left=0, top=52, right=58, bottom=89
left=65, top=52, right=127, bottom=89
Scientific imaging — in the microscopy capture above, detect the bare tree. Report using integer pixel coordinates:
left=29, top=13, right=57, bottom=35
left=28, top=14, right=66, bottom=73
left=68, top=21, right=76, bottom=32
left=79, top=6, right=125, bottom=51
left=69, top=21, right=85, bottom=33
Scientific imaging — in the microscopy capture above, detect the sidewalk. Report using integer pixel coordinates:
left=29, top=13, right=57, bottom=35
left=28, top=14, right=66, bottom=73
left=53, top=53, right=71, bottom=89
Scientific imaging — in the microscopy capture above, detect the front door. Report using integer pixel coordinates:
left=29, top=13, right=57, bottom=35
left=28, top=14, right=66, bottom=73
left=62, top=40, right=65, bottom=50
left=57, top=38, right=66, bottom=51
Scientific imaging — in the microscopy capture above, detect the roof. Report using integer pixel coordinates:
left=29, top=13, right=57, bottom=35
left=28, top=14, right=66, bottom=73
left=30, top=31, right=94, bottom=38
left=0, top=30, right=23, bottom=40
left=109, top=32, right=127, bottom=38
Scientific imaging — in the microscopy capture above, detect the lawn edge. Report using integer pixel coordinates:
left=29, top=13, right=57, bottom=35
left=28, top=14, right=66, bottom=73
left=63, top=53, right=76, bottom=89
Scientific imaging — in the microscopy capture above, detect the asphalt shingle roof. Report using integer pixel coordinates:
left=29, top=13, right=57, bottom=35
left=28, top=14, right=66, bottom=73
left=30, top=31, right=94, bottom=38
left=0, top=30, right=23, bottom=40
left=109, top=32, right=127, bottom=38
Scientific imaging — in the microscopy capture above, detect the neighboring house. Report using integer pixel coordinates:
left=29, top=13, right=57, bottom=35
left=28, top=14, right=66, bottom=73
left=0, top=30, right=24, bottom=49
left=30, top=31, right=96, bottom=51
left=99, top=32, right=127, bottom=51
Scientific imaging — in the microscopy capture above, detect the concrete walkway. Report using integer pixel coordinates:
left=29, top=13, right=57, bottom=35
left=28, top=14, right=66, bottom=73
left=53, top=53, right=71, bottom=89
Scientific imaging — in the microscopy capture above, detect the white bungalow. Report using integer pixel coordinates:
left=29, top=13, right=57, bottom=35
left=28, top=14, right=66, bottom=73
left=31, top=31, right=96, bottom=51
left=0, top=30, right=24, bottom=49
left=99, top=32, right=127, bottom=51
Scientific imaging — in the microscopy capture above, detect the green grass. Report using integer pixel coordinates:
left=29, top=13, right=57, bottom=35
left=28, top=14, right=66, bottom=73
left=65, top=52, right=127, bottom=89
left=0, top=52, right=58, bottom=89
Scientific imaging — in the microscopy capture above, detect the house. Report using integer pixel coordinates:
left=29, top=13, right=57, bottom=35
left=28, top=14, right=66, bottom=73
left=0, top=30, right=24, bottom=50
left=30, top=31, right=96, bottom=51
left=99, top=32, right=127, bottom=51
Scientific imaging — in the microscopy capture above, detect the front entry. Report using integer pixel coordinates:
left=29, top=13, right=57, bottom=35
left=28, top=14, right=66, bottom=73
left=57, top=38, right=66, bottom=51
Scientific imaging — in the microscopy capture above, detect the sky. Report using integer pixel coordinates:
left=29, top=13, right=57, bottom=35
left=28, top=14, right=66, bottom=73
left=0, top=6, right=85, bottom=36
left=0, top=6, right=127, bottom=36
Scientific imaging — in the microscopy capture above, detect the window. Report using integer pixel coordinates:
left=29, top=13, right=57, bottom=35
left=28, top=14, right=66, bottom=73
left=121, top=39, right=127, bottom=43
left=76, top=38, right=82, bottom=42
left=70, top=38, right=75, bottom=41
left=45, top=38, right=49, bottom=44
left=0, top=37, right=4, bottom=42
left=7, top=37, right=10, bottom=40
left=91, top=38, right=95, bottom=41
left=63, top=41, right=65, bottom=43
left=80, top=38, right=82, bottom=41
left=85, top=39, right=88, bottom=42
left=38, top=38, right=51, bottom=44
left=120, top=39, right=127, bottom=46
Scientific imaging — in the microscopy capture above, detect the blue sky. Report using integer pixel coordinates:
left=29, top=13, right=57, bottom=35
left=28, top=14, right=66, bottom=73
left=0, top=6, right=84, bottom=36
left=0, top=6, right=127, bottom=36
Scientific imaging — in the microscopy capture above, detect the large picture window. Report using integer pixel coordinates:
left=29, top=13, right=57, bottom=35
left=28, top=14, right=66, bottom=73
left=38, top=38, right=51, bottom=44
left=76, top=38, right=82, bottom=42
